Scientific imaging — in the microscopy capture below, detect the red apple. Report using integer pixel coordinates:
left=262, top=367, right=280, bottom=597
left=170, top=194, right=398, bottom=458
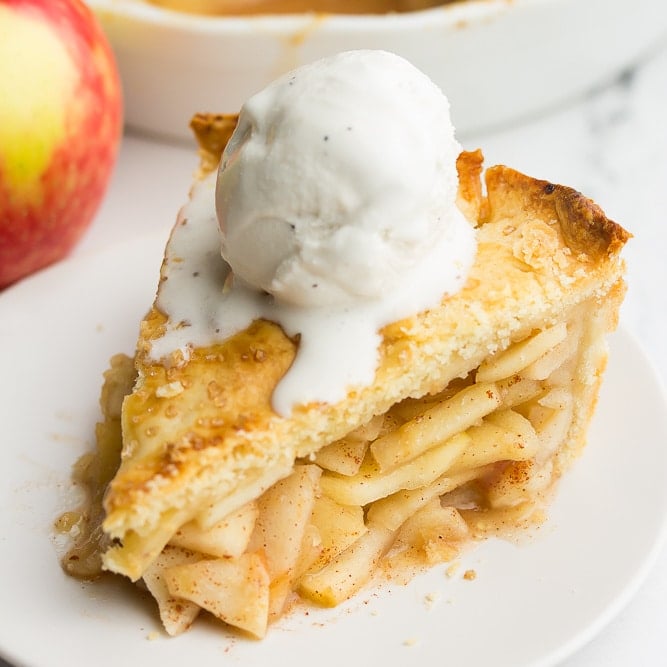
left=0, top=0, right=122, bottom=288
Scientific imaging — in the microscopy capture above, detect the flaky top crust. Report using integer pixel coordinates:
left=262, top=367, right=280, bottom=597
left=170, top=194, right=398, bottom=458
left=102, top=114, right=630, bottom=579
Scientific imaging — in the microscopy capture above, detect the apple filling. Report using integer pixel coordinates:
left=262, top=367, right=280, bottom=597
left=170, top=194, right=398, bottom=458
left=61, top=292, right=615, bottom=638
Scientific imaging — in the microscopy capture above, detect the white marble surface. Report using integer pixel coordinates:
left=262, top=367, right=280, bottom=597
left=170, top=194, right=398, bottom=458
left=8, top=36, right=667, bottom=667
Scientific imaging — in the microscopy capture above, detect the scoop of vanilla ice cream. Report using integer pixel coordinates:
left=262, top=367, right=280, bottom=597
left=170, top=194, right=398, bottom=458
left=215, top=49, right=464, bottom=307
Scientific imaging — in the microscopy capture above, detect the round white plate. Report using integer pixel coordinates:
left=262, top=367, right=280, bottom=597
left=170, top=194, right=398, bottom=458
left=1, top=237, right=666, bottom=667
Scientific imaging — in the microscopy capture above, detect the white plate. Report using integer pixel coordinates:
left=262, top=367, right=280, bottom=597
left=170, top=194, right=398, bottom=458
left=1, top=236, right=666, bottom=667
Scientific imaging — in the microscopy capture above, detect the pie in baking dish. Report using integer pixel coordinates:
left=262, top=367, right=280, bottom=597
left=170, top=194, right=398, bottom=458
left=147, top=0, right=453, bottom=17
left=63, top=113, right=629, bottom=639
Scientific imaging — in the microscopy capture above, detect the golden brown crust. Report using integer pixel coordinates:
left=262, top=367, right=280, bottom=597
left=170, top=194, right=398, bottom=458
left=112, top=319, right=295, bottom=504
left=189, top=112, right=238, bottom=176
left=101, top=115, right=630, bottom=580
left=483, top=165, right=632, bottom=260
left=455, top=149, right=485, bottom=224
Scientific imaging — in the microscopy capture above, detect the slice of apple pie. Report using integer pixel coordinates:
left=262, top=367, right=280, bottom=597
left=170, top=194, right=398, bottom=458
left=63, top=111, right=630, bottom=640
left=62, top=48, right=630, bottom=639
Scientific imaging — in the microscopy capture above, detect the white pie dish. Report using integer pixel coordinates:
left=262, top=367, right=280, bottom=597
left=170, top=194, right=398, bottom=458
left=88, top=0, right=667, bottom=142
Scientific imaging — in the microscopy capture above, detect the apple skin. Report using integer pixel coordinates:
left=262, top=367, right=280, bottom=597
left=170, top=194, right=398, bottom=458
left=0, top=0, right=122, bottom=288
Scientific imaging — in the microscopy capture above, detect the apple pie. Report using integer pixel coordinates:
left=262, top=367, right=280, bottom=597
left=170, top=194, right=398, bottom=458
left=63, top=113, right=629, bottom=639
